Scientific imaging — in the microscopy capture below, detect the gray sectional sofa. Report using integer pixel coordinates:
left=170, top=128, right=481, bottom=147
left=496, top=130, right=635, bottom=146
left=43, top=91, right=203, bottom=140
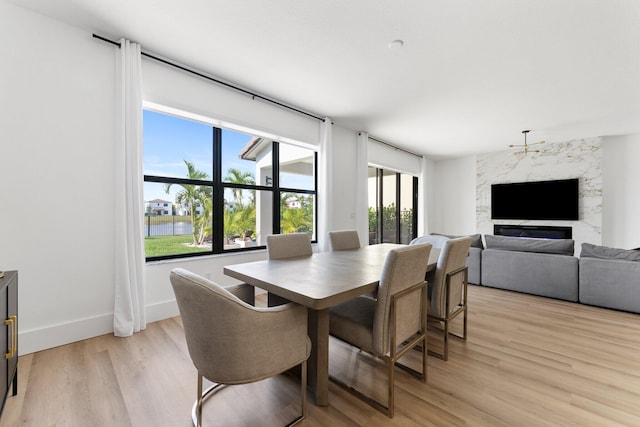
left=481, top=234, right=579, bottom=302
left=579, top=243, right=640, bottom=313
left=413, top=233, right=640, bottom=314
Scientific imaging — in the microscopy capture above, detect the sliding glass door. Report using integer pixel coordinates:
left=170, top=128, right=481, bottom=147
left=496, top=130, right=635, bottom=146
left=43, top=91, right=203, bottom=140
left=368, top=167, right=417, bottom=245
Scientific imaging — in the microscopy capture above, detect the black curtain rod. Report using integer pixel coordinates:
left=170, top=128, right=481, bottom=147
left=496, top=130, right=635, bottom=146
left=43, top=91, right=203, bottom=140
left=93, top=34, right=325, bottom=122
left=367, top=135, right=423, bottom=158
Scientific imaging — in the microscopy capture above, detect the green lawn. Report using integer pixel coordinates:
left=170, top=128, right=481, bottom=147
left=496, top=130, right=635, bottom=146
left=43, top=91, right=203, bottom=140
left=144, top=235, right=210, bottom=257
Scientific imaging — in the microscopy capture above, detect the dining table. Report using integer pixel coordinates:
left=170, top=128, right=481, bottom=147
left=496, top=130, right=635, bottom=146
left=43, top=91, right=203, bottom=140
left=223, top=243, right=440, bottom=406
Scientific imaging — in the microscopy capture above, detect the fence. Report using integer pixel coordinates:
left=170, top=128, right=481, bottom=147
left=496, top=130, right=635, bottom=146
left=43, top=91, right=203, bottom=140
left=144, top=215, right=193, bottom=237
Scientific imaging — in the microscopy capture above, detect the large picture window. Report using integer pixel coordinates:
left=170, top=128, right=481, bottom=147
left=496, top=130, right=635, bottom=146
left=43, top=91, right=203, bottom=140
left=367, top=167, right=417, bottom=245
left=143, top=109, right=317, bottom=260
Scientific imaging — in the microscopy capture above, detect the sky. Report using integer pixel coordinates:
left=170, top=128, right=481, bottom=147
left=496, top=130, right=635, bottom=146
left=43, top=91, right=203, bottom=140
left=144, top=110, right=260, bottom=203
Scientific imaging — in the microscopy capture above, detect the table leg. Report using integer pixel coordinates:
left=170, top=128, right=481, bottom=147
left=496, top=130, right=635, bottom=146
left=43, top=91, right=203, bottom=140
left=307, top=308, right=329, bottom=406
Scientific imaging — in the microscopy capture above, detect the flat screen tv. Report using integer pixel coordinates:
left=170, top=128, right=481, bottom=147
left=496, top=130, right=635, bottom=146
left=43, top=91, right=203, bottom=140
left=491, top=178, right=579, bottom=220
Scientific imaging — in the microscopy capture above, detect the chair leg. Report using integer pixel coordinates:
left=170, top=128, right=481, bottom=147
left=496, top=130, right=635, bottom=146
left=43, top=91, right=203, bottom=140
left=462, top=306, right=468, bottom=340
left=443, top=318, right=449, bottom=361
left=428, top=311, right=470, bottom=360
left=191, top=373, right=224, bottom=427
left=329, top=355, right=395, bottom=418
left=300, top=360, right=307, bottom=424
left=426, top=318, right=451, bottom=361
left=387, top=357, right=395, bottom=418
left=196, top=373, right=203, bottom=427
left=191, top=368, right=306, bottom=427
left=284, top=360, right=307, bottom=426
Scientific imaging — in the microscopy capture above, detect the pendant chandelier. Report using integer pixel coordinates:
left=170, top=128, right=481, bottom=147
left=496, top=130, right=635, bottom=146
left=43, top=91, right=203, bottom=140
left=509, top=130, right=545, bottom=155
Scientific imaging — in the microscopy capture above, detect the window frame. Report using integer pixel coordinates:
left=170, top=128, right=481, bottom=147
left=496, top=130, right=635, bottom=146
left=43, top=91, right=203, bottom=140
left=368, top=167, right=418, bottom=245
left=143, top=111, right=318, bottom=261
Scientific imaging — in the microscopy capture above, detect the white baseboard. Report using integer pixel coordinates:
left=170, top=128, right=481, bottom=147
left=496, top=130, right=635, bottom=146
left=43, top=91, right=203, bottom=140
left=19, top=299, right=180, bottom=356
left=20, top=313, right=114, bottom=355
left=146, top=299, right=180, bottom=323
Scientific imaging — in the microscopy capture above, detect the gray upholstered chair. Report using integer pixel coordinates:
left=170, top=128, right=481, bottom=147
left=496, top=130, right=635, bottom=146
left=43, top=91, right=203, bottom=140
left=266, top=232, right=312, bottom=259
left=329, top=243, right=432, bottom=417
left=170, top=268, right=311, bottom=427
left=328, top=229, right=377, bottom=299
left=266, top=232, right=313, bottom=306
left=328, top=229, right=361, bottom=251
left=427, top=236, right=473, bottom=361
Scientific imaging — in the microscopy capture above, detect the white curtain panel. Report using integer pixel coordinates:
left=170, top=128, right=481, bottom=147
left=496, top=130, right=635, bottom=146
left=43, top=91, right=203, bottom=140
left=114, top=39, right=146, bottom=337
left=355, top=132, right=369, bottom=247
left=418, top=155, right=430, bottom=236
left=318, top=118, right=333, bottom=251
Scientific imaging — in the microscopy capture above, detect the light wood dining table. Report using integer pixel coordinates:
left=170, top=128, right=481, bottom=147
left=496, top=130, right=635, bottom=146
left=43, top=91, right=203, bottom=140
left=223, top=243, right=440, bottom=406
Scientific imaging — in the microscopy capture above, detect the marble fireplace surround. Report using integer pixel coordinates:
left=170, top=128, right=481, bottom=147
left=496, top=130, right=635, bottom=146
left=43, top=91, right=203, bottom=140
left=476, top=138, right=603, bottom=255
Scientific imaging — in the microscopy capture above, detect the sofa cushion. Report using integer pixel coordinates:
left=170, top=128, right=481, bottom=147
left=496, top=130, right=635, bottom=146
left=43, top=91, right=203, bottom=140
left=484, top=234, right=574, bottom=256
left=431, top=232, right=484, bottom=249
left=579, top=257, right=640, bottom=313
left=581, top=243, right=640, bottom=262
left=482, top=249, right=579, bottom=301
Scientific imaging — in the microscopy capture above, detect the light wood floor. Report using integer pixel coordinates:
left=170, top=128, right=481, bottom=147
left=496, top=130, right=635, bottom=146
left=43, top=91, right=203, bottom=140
left=2, top=285, right=640, bottom=426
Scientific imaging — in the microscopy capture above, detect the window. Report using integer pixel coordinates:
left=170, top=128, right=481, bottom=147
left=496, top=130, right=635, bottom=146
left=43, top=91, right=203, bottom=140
left=368, top=166, right=417, bottom=245
left=143, top=110, right=317, bottom=260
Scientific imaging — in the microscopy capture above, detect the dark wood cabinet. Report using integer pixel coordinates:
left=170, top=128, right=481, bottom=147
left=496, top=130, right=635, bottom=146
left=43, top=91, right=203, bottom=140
left=0, top=271, right=18, bottom=419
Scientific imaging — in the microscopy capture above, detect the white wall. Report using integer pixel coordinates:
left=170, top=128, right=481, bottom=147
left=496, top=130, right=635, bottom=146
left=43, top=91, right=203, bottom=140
left=602, top=134, right=640, bottom=249
left=429, top=156, right=477, bottom=235
left=0, top=2, right=117, bottom=353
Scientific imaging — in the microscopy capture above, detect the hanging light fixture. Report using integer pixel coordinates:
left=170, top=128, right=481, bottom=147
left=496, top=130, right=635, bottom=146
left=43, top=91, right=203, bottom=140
left=509, top=130, right=545, bottom=155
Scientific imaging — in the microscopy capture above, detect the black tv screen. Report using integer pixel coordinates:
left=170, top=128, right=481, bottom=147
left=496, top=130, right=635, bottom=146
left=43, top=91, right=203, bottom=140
left=491, top=178, right=579, bottom=220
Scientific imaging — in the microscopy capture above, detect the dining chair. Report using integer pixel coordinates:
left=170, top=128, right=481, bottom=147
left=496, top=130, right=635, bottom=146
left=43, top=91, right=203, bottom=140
left=266, top=232, right=313, bottom=259
left=328, top=229, right=379, bottom=299
left=170, top=268, right=311, bottom=427
left=328, top=230, right=361, bottom=251
left=426, top=236, right=473, bottom=361
left=328, top=243, right=432, bottom=417
left=266, top=232, right=313, bottom=305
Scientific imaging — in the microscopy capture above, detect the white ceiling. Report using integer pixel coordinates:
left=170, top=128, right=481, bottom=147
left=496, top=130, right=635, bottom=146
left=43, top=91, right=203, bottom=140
left=11, top=0, right=640, bottom=158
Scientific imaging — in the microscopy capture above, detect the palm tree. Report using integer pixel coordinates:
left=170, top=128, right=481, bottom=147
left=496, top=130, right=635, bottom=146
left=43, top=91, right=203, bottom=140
left=165, top=160, right=209, bottom=245
left=224, top=168, right=257, bottom=242
left=194, top=188, right=213, bottom=245
left=224, top=168, right=255, bottom=207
